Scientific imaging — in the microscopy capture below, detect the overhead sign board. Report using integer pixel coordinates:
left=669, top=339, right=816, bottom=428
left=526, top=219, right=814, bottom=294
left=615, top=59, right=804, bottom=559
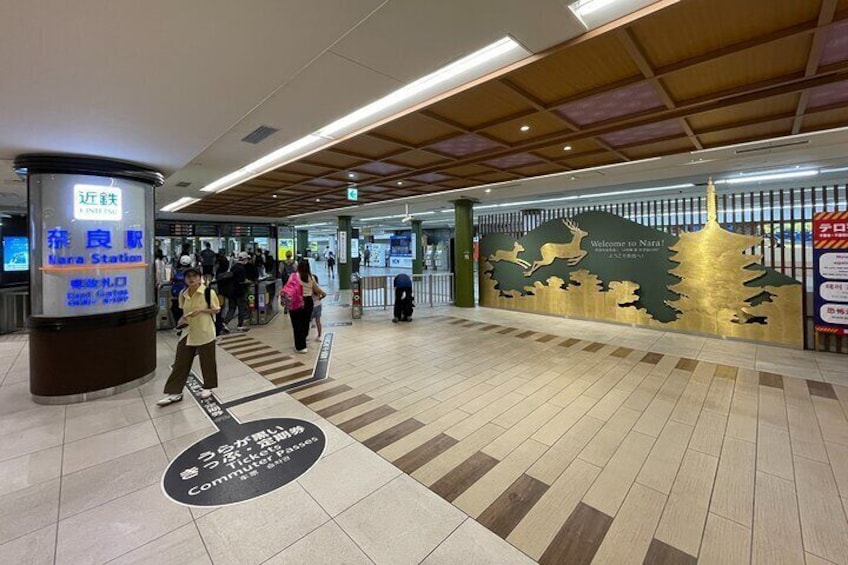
left=347, top=186, right=358, bottom=201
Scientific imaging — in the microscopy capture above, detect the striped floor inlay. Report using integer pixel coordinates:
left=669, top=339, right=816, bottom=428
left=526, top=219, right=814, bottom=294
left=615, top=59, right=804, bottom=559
left=285, top=313, right=848, bottom=565
left=217, top=335, right=313, bottom=386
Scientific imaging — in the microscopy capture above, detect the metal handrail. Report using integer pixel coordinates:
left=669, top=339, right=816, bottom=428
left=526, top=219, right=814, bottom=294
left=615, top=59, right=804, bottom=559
left=358, top=273, right=454, bottom=309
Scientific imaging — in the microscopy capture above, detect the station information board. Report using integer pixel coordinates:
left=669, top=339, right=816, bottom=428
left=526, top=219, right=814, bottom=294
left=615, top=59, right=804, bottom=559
left=813, top=211, right=848, bottom=336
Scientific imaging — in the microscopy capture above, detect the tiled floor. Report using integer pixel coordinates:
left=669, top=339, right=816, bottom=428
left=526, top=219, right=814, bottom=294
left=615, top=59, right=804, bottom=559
left=1, top=301, right=847, bottom=564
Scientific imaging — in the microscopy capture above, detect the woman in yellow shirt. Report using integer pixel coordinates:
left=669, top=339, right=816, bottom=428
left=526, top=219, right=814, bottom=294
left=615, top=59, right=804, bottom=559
left=158, top=267, right=221, bottom=407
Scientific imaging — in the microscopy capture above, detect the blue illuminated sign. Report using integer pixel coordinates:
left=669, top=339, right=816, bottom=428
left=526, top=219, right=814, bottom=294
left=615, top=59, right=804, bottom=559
left=3, top=237, right=29, bottom=272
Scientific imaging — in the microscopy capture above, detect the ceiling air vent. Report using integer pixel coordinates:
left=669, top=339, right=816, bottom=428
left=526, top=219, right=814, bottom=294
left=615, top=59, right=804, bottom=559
left=241, top=125, right=279, bottom=144
left=175, top=181, right=192, bottom=188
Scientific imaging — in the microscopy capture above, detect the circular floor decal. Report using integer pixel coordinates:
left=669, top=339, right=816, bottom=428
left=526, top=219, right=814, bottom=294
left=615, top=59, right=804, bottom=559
left=162, top=418, right=325, bottom=507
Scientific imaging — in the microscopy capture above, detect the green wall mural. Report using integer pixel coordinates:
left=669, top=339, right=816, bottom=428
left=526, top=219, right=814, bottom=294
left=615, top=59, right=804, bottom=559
left=480, top=183, right=804, bottom=347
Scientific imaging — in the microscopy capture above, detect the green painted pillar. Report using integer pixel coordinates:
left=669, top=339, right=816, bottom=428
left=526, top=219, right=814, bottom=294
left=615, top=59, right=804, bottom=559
left=411, top=220, right=423, bottom=275
left=452, top=198, right=476, bottom=307
left=296, top=229, right=308, bottom=258
left=338, top=215, right=352, bottom=290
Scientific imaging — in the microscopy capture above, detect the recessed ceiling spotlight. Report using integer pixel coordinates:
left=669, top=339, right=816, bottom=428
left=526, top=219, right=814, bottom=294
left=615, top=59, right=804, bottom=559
left=272, top=194, right=278, bottom=198
left=520, top=125, right=530, bottom=132
left=570, top=176, right=577, bottom=180
left=485, top=188, right=492, bottom=193
left=316, top=198, right=321, bottom=202
left=563, top=145, right=572, bottom=151
left=348, top=173, right=355, bottom=178
left=397, top=181, right=403, bottom=186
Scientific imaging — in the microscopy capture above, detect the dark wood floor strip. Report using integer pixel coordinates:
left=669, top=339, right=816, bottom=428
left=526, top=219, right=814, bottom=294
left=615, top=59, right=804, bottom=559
left=337, top=405, right=397, bottom=433
left=583, top=342, right=605, bottom=353
left=258, top=362, right=304, bottom=377
left=249, top=356, right=291, bottom=369
left=714, top=365, right=738, bottom=380
left=449, top=319, right=467, bottom=325
left=430, top=451, right=500, bottom=502
left=642, top=539, right=697, bottom=565
left=288, top=377, right=333, bottom=392
left=807, top=379, right=838, bottom=399
left=611, top=346, right=633, bottom=358
left=218, top=336, right=252, bottom=346
left=317, top=394, right=373, bottom=418
left=539, top=502, right=612, bottom=565
left=279, top=368, right=314, bottom=382
left=759, top=371, right=784, bottom=389
left=536, top=334, right=557, bottom=343
left=516, top=330, right=535, bottom=339
left=393, top=433, right=459, bottom=474
left=271, top=373, right=313, bottom=385
left=480, top=324, right=501, bottom=331
left=239, top=350, right=285, bottom=363
left=477, top=474, right=549, bottom=539
left=299, top=384, right=352, bottom=405
left=363, top=418, right=425, bottom=452
left=560, top=338, right=581, bottom=347
left=674, top=358, right=698, bottom=372
left=226, top=344, right=269, bottom=355
left=498, top=327, right=518, bottom=335
left=640, top=352, right=664, bottom=365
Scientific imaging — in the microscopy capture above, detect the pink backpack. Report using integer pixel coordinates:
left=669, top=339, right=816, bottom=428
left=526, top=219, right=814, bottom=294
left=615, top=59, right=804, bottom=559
left=280, top=273, right=304, bottom=311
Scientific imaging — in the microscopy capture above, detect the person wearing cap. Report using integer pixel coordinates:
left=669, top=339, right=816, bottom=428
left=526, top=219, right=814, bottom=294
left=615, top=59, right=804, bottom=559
left=169, top=255, right=193, bottom=329
left=221, top=251, right=252, bottom=332
left=158, top=267, right=221, bottom=406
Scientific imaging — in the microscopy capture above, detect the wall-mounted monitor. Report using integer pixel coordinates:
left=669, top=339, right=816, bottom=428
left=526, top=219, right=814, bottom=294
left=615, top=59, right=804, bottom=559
left=2, top=236, right=29, bottom=272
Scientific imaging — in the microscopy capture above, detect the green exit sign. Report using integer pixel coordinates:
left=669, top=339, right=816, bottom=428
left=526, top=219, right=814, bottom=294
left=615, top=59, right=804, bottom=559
left=347, top=186, right=358, bottom=201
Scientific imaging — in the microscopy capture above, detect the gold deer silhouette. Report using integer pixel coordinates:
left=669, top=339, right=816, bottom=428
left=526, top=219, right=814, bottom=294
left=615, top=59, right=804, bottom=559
left=523, top=219, right=588, bottom=276
left=489, top=242, right=531, bottom=268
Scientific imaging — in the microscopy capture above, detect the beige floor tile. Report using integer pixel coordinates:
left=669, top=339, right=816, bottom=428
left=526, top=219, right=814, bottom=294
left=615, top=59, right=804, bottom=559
left=0, top=524, right=55, bottom=565
left=298, top=442, right=401, bottom=516
left=623, top=372, right=667, bottom=412
left=0, top=419, right=65, bottom=464
left=655, top=449, right=719, bottom=557
left=449, top=392, right=525, bottom=441
left=455, top=439, right=548, bottom=518
left=689, top=409, right=728, bottom=457
left=805, top=553, right=838, bottom=565
left=590, top=483, right=667, bottom=565
left=547, top=378, right=593, bottom=408
left=759, top=386, right=789, bottom=431
left=532, top=395, right=598, bottom=446
left=582, top=431, right=655, bottom=517
left=525, top=415, right=604, bottom=484
left=109, top=523, right=212, bottom=565
left=0, top=477, right=60, bottom=546
left=337, top=475, right=465, bottom=565
left=703, top=373, right=735, bottom=415
left=578, top=406, right=642, bottom=467
left=421, top=518, right=536, bottom=565
left=587, top=389, right=632, bottom=422
left=633, top=372, right=690, bottom=437
left=669, top=364, right=715, bottom=425
left=793, top=455, right=848, bottom=565
left=636, top=420, right=694, bottom=495
left=484, top=403, right=562, bottom=460
left=612, top=362, right=653, bottom=394
left=726, top=392, right=758, bottom=443
left=415, top=423, right=505, bottom=486
left=55, top=483, right=192, bottom=565
left=826, top=441, right=848, bottom=499
left=699, top=513, right=751, bottom=565
left=711, top=437, right=756, bottom=527
left=380, top=409, right=469, bottom=461
left=64, top=396, right=150, bottom=443
left=507, top=458, right=601, bottom=560
left=753, top=471, right=805, bottom=565
left=350, top=397, right=439, bottom=441
left=264, top=521, right=372, bottom=565
left=61, top=420, right=159, bottom=476
left=0, top=446, right=62, bottom=498
left=757, top=423, right=795, bottom=481
left=811, top=396, right=848, bottom=447
left=491, top=384, right=561, bottom=428
left=197, top=482, right=329, bottom=565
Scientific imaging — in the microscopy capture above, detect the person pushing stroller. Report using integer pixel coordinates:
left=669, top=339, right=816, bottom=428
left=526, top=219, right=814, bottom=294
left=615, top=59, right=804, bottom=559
left=392, top=273, right=414, bottom=323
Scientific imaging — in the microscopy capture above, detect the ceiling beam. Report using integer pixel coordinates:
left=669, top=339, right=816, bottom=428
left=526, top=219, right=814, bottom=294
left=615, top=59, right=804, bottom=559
left=792, top=0, right=838, bottom=134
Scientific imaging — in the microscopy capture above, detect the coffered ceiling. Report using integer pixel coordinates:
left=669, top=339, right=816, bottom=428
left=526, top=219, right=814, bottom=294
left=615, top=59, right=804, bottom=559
left=186, top=0, right=848, bottom=218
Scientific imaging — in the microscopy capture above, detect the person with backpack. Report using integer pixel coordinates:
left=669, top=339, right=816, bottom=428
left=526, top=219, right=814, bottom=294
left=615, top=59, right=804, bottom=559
left=170, top=255, right=192, bottom=329
left=392, top=272, right=414, bottom=323
left=199, top=242, right=216, bottom=284
left=281, top=260, right=326, bottom=354
left=326, top=251, right=336, bottom=280
left=157, top=267, right=221, bottom=406
left=221, top=252, right=251, bottom=332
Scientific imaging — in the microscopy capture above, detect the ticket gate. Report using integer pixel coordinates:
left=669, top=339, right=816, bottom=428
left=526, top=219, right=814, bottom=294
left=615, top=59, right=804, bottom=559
left=156, top=283, right=174, bottom=329
left=254, top=278, right=280, bottom=325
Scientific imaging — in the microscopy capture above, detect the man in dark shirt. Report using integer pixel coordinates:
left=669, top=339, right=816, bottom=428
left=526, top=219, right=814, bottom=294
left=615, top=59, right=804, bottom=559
left=245, top=251, right=259, bottom=282
left=393, top=273, right=413, bottom=323
left=221, top=252, right=251, bottom=332
left=199, top=242, right=216, bottom=284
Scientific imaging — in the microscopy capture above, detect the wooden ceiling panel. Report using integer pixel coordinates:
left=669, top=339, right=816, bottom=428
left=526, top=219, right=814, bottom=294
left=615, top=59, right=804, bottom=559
left=508, top=33, right=642, bottom=104
left=441, top=164, right=495, bottom=177
left=372, top=113, right=459, bottom=146
left=480, top=111, right=572, bottom=145
left=387, top=149, right=452, bottom=168
left=533, top=139, right=606, bottom=159
left=698, top=117, right=794, bottom=147
left=630, top=0, right=820, bottom=69
left=425, top=80, right=535, bottom=129
left=800, top=106, right=848, bottom=131
left=512, top=162, right=567, bottom=176
left=472, top=171, right=523, bottom=183
left=563, top=152, right=622, bottom=170
left=440, top=178, right=479, bottom=189
left=661, top=35, right=812, bottom=103
left=275, top=162, right=334, bottom=177
left=687, top=93, right=800, bottom=131
left=303, top=151, right=363, bottom=169
left=618, top=137, right=695, bottom=160
left=332, top=135, right=403, bottom=159
left=263, top=171, right=311, bottom=184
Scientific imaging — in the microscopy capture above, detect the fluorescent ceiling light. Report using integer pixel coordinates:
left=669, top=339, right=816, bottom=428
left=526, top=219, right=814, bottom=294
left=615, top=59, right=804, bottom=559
left=360, top=211, right=436, bottom=221
left=820, top=165, right=848, bottom=173
left=722, top=170, right=818, bottom=185
left=568, top=0, right=662, bottom=29
left=570, top=0, right=617, bottom=17
left=198, top=36, right=529, bottom=196
left=473, top=183, right=694, bottom=210
left=160, top=197, right=200, bottom=212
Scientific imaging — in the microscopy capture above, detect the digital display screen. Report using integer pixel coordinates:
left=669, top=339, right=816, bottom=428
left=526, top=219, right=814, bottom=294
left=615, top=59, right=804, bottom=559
left=3, top=237, right=29, bottom=272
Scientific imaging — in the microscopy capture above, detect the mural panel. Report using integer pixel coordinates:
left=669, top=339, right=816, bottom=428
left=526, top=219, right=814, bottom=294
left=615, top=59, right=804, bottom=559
left=480, top=182, right=803, bottom=347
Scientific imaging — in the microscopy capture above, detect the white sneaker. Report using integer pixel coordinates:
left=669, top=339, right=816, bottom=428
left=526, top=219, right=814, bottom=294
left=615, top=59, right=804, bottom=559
left=157, top=394, right=183, bottom=407
left=200, top=389, right=213, bottom=400
left=236, top=326, right=250, bottom=332
left=296, top=348, right=308, bottom=354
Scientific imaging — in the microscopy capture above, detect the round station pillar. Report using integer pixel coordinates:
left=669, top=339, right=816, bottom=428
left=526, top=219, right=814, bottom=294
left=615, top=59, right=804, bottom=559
left=452, top=198, right=476, bottom=307
left=15, top=155, right=164, bottom=404
left=411, top=219, right=424, bottom=276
